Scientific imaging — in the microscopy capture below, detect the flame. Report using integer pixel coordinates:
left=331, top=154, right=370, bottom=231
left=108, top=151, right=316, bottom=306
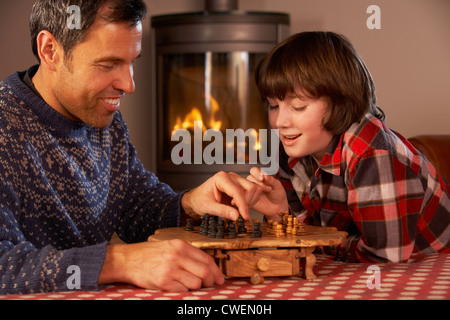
left=171, top=94, right=261, bottom=151
left=172, top=108, right=206, bottom=134
left=172, top=95, right=222, bottom=134
left=208, top=95, right=222, bottom=131
left=251, top=130, right=261, bottom=151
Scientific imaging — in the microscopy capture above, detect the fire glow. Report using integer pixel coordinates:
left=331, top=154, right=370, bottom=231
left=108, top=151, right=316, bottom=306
left=170, top=96, right=279, bottom=175
left=172, top=96, right=222, bottom=133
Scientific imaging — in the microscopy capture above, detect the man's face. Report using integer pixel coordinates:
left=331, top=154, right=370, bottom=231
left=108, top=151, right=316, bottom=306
left=52, top=19, right=143, bottom=128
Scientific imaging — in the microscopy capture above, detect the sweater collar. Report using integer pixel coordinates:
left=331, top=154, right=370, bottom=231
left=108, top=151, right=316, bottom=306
left=6, top=68, right=90, bottom=134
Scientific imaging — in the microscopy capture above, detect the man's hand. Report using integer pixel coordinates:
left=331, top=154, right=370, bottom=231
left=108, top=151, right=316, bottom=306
left=99, top=240, right=224, bottom=292
left=181, top=171, right=265, bottom=221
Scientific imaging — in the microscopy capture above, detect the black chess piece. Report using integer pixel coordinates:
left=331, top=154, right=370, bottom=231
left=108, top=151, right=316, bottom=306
left=251, top=222, right=262, bottom=238
left=227, top=220, right=237, bottom=238
left=208, top=216, right=217, bottom=238
left=185, top=218, right=194, bottom=231
left=237, top=215, right=247, bottom=234
left=216, top=219, right=225, bottom=239
left=199, top=214, right=209, bottom=236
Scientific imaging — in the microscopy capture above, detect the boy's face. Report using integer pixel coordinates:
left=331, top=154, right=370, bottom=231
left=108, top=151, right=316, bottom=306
left=267, top=93, right=333, bottom=161
left=51, top=18, right=142, bottom=128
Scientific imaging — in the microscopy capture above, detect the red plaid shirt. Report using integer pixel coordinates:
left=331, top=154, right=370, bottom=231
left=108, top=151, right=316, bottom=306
left=278, top=113, right=450, bottom=263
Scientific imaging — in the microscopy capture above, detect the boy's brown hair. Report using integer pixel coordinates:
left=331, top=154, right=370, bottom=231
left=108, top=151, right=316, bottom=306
left=255, top=31, right=384, bottom=134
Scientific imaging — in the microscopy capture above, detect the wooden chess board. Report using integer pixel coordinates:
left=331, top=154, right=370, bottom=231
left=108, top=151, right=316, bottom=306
left=149, top=222, right=347, bottom=283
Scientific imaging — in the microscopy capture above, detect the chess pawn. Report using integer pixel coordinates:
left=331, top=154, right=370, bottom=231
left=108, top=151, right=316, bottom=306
left=275, top=224, right=285, bottom=237
left=251, top=222, right=262, bottom=238
left=185, top=218, right=194, bottom=231
left=245, top=220, right=253, bottom=234
left=291, top=217, right=298, bottom=235
left=208, top=216, right=217, bottom=238
left=266, top=219, right=274, bottom=233
left=271, top=221, right=278, bottom=235
left=286, top=216, right=293, bottom=234
left=237, top=216, right=247, bottom=234
left=297, top=223, right=307, bottom=236
left=277, top=212, right=285, bottom=226
left=215, top=219, right=225, bottom=238
left=199, top=214, right=209, bottom=236
left=227, top=221, right=237, bottom=238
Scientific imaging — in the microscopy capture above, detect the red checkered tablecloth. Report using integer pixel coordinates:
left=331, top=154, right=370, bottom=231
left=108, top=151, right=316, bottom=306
left=2, top=253, right=449, bottom=300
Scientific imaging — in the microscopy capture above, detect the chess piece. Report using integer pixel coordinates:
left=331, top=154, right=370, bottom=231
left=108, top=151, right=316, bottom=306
left=292, top=218, right=298, bottom=234
left=227, top=220, right=237, bottom=238
left=275, top=224, right=285, bottom=237
left=251, top=222, right=262, bottom=238
left=237, top=215, right=247, bottom=234
left=297, top=222, right=307, bottom=236
left=216, top=219, right=225, bottom=239
left=286, top=216, right=293, bottom=234
left=208, top=216, right=217, bottom=238
left=266, top=219, right=274, bottom=234
left=199, top=214, right=209, bottom=236
left=271, top=221, right=278, bottom=235
left=185, top=218, right=194, bottom=231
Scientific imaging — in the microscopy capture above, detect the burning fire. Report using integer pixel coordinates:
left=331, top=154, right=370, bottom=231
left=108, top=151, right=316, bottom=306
left=171, top=95, right=261, bottom=151
left=172, top=95, right=222, bottom=134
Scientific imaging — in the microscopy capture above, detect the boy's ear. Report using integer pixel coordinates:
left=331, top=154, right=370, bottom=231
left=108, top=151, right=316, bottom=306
left=35, top=30, right=63, bottom=72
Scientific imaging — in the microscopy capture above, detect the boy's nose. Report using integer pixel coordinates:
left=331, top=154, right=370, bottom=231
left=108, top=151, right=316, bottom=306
left=275, top=105, right=291, bottom=128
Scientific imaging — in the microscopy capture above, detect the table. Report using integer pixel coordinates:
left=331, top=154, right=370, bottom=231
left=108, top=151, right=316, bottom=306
left=2, top=252, right=449, bottom=301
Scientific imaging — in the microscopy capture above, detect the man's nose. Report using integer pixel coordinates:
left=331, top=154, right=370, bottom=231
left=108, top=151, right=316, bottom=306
left=114, top=65, right=135, bottom=94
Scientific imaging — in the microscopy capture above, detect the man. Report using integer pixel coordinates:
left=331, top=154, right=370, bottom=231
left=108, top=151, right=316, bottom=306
left=0, top=0, right=265, bottom=294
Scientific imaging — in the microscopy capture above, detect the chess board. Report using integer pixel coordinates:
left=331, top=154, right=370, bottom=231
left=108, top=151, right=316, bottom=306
left=149, top=218, right=347, bottom=283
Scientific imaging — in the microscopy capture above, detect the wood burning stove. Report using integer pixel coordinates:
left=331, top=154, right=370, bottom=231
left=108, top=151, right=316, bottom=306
left=151, top=0, right=290, bottom=191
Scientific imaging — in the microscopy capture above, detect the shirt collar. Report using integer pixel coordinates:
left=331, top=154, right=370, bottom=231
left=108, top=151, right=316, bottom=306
left=288, top=134, right=344, bottom=176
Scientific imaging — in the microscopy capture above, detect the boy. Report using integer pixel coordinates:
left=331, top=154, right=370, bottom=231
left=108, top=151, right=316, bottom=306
left=248, top=31, right=450, bottom=263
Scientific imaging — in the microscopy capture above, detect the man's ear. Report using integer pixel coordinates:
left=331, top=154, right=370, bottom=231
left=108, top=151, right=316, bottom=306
left=35, top=30, right=63, bottom=72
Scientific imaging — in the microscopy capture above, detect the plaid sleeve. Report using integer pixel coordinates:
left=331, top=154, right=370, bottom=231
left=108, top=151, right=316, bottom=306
left=347, top=149, right=425, bottom=263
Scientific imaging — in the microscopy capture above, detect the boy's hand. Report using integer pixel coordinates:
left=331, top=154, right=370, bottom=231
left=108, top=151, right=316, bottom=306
left=246, top=167, right=289, bottom=220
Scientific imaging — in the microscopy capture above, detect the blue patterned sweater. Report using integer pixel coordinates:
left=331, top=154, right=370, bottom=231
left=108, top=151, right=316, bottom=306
left=0, top=71, right=181, bottom=294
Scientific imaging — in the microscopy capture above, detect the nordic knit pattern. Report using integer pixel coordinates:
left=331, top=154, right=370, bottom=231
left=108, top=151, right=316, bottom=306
left=0, top=71, right=181, bottom=294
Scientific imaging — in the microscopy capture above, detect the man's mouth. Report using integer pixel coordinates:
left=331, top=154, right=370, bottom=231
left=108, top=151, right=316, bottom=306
left=103, top=98, right=120, bottom=105
left=101, top=98, right=121, bottom=111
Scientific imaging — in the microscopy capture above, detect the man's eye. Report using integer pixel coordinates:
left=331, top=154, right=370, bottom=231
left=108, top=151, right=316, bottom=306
left=97, top=64, right=114, bottom=71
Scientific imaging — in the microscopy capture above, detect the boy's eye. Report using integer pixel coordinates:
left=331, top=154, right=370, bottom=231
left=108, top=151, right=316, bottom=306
left=293, top=105, right=307, bottom=111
